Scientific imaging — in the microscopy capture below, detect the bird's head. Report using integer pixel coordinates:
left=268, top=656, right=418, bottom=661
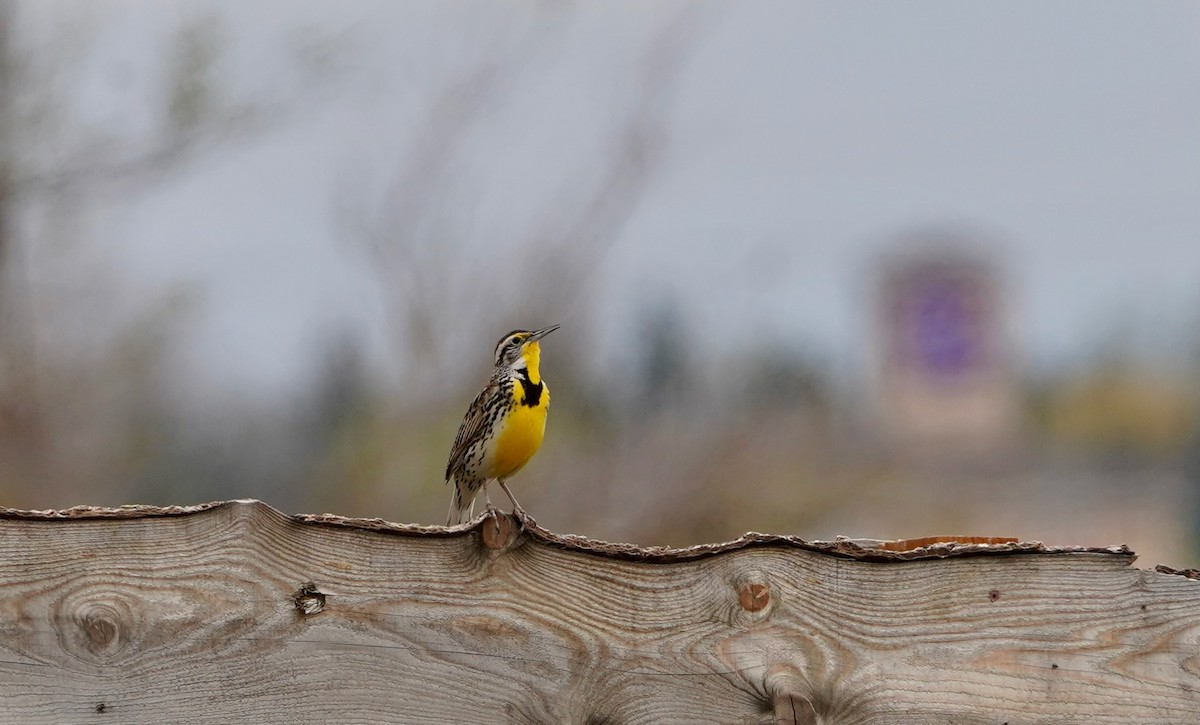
left=493, top=325, right=559, bottom=378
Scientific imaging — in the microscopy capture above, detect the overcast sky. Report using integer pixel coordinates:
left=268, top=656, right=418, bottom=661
left=20, top=0, right=1200, bottom=400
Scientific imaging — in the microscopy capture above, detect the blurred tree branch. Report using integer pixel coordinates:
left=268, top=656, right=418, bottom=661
left=9, top=14, right=275, bottom=198
left=0, top=0, right=334, bottom=501
left=342, top=4, right=705, bottom=406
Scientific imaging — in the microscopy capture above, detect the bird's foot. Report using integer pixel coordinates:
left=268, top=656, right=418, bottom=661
left=511, top=505, right=533, bottom=531
left=483, top=503, right=503, bottom=535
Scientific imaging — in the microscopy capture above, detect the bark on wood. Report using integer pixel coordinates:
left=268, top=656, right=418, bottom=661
left=0, top=499, right=1196, bottom=724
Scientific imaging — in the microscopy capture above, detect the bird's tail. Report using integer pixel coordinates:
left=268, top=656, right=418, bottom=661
left=446, top=479, right=476, bottom=526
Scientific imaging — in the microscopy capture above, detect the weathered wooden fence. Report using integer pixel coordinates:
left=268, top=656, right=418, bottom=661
left=0, top=499, right=1198, bottom=724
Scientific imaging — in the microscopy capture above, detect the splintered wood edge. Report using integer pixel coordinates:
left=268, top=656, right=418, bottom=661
left=0, top=498, right=1146, bottom=568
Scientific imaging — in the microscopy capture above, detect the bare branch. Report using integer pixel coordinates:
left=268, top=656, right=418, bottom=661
left=344, top=4, right=707, bottom=403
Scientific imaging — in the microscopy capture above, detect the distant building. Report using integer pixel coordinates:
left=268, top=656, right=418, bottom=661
left=871, top=247, right=1023, bottom=462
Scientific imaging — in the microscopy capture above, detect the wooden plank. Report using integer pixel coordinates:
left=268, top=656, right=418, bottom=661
left=0, top=500, right=1196, bottom=724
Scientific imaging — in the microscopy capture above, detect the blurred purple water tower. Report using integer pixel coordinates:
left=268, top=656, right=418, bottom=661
left=872, top=245, right=1023, bottom=462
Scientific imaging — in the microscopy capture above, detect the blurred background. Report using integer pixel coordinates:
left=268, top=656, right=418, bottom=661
left=2, top=1, right=1199, bottom=566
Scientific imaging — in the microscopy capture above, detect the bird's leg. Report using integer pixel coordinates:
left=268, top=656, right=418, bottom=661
left=483, top=483, right=502, bottom=535
left=497, top=479, right=529, bottom=527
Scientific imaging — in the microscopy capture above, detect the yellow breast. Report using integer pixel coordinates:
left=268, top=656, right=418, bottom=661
left=488, top=383, right=549, bottom=479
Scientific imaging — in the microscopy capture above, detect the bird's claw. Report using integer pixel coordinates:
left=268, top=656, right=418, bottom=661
left=512, top=506, right=532, bottom=531
left=483, top=504, right=503, bottom=535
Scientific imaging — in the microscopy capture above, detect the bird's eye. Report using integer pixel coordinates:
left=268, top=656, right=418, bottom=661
left=511, top=337, right=524, bottom=347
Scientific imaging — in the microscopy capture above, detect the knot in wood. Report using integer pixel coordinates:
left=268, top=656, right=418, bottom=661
left=480, top=513, right=515, bottom=551
left=82, top=611, right=119, bottom=648
left=64, top=598, right=133, bottom=660
left=293, top=582, right=326, bottom=615
left=739, top=582, right=771, bottom=612
left=765, top=665, right=822, bottom=725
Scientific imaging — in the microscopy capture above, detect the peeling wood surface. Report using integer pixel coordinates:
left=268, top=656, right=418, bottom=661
left=0, top=499, right=1197, bottom=724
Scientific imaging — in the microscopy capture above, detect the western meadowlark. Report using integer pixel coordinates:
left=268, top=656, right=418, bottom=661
left=445, top=325, right=559, bottom=525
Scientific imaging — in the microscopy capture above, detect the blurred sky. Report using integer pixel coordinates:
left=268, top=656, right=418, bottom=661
left=19, top=0, right=1200, bottom=402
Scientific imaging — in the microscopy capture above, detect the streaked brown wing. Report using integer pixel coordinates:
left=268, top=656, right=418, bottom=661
left=445, top=379, right=501, bottom=482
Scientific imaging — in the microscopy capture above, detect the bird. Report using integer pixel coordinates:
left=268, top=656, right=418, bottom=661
left=444, top=324, right=559, bottom=525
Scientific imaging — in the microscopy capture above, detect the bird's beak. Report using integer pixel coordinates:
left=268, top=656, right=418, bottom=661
left=526, top=324, right=560, bottom=343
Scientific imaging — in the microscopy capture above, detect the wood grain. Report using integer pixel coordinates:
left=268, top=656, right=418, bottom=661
left=0, top=500, right=1197, bottom=724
